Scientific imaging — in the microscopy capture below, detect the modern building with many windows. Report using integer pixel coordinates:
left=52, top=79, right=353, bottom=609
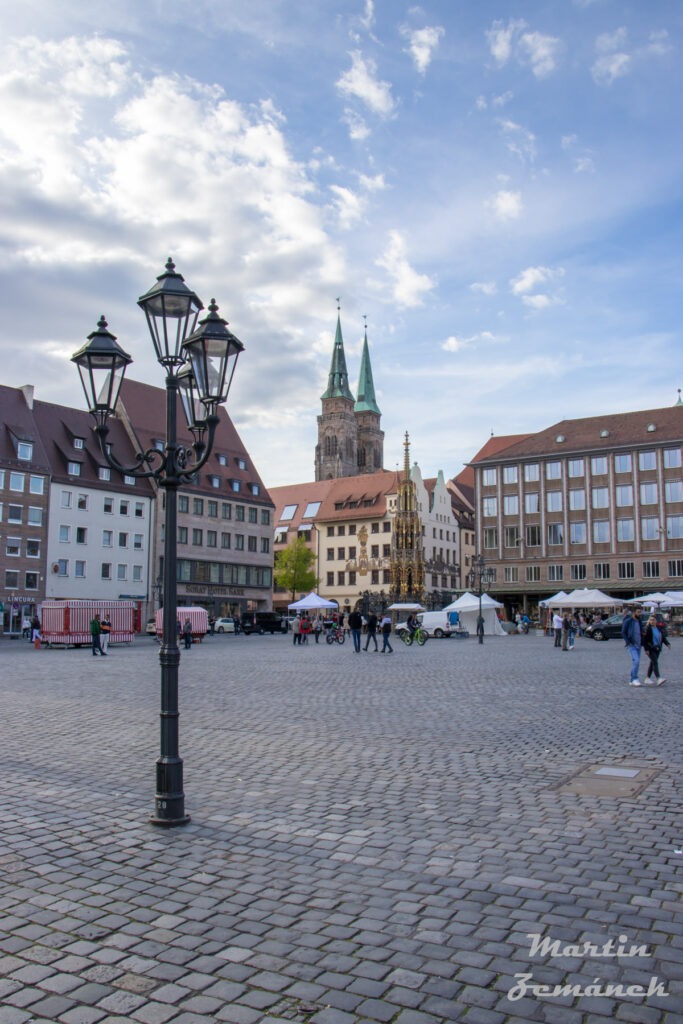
left=471, top=405, right=683, bottom=612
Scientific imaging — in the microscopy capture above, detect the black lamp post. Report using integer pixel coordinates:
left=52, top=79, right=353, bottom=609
left=72, top=259, right=243, bottom=827
left=467, top=554, right=495, bottom=645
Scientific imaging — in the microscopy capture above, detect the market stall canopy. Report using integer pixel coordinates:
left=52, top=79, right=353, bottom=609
left=664, top=591, right=683, bottom=605
left=441, top=592, right=506, bottom=636
left=288, top=592, right=338, bottom=610
left=627, top=592, right=670, bottom=605
left=546, top=588, right=620, bottom=608
left=387, top=602, right=425, bottom=611
left=539, top=591, right=569, bottom=607
left=442, top=592, right=504, bottom=612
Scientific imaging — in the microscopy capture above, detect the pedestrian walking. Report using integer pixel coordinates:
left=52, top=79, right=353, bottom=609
left=90, top=613, right=105, bottom=656
left=292, top=614, right=301, bottom=646
left=552, top=612, right=562, bottom=647
left=209, top=615, right=215, bottom=635
left=364, top=612, right=379, bottom=651
left=100, top=616, right=112, bottom=654
left=300, top=616, right=311, bottom=645
left=621, top=606, right=643, bottom=686
left=182, top=617, right=193, bottom=649
left=233, top=612, right=241, bottom=635
left=380, top=615, right=393, bottom=653
left=643, top=612, right=670, bottom=685
left=348, top=609, right=363, bottom=652
left=313, top=615, right=322, bottom=643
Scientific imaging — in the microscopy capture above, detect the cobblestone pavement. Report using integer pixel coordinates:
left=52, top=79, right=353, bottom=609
left=0, top=632, right=681, bottom=1024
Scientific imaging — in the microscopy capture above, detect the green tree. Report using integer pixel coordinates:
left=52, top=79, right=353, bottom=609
left=274, top=536, right=318, bottom=602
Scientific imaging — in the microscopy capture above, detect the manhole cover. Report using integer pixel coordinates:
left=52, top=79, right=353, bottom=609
left=556, top=763, right=662, bottom=797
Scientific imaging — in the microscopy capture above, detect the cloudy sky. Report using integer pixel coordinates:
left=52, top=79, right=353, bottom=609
left=1, top=1, right=681, bottom=487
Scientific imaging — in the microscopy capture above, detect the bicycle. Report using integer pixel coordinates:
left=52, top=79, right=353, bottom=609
left=401, top=624, right=428, bottom=647
left=326, top=626, right=346, bottom=644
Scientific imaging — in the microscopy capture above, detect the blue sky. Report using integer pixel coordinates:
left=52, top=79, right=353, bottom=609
left=0, top=1, right=681, bottom=486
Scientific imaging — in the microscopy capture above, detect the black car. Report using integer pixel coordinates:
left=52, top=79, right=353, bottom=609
left=241, top=611, right=287, bottom=635
left=584, top=614, right=625, bottom=641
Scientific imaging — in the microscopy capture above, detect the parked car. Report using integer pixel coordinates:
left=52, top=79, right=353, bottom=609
left=214, top=617, right=235, bottom=633
left=584, top=614, right=625, bottom=641
left=241, top=610, right=287, bottom=635
left=395, top=612, right=453, bottom=638
left=146, top=617, right=157, bottom=635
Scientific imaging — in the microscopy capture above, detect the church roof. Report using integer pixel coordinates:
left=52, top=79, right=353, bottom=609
left=354, top=331, right=381, bottom=415
left=321, top=315, right=354, bottom=401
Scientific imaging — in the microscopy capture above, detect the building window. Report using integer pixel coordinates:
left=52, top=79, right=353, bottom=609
left=178, top=527, right=188, bottom=544
left=547, top=523, right=563, bottom=545
left=592, top=488, right=609, bottom=509
left=26, top=571, right=39, bottom=588
left=133, top=565, right=143, bottom=582
left=570, top=522, right=586, bottom=544
left=236, top=506, right=245, bottom=522
left=61, top=490, right=72, bottom=508
left=250, top=484, right=260, bottom=496
left=482, top=497, right=497, bottom=517
left=593, top=520, right=610, bottom=544
left=14, top=440, right=30, bottom=461
left=124, top=475, right=136, bottom=486
left=569, top=489, right=585, bottom=511
left=101, top=563, right=111, bottom=579
left=337, top=571, right=345, bottom=585
left=237, top=458, right=246, bottom=470
left=371, top=545, right=379, bottom=558
left=482, top=468, right=497, bottom=486
left=503, top=495, right=518, bottom=515
left=102, top=530, right=113, bottom=547
left=75, top=493, right=87, bottom=511
left=133, top=502, right=144, bottom=518
left=643, top=560, right=660, bottom=578
left=192, top=529, right=203, bottom=545
left=222, top=503, right=232, bottom=519
left=28, top=507, right=42, bottom=526
left=348, top=570, right=356, bottom=585
left=665, top=480, right=683, bottom=503
left=640, top=483, right=658, bottom=505
left=8, top=504, right=22, bottom=523
left=639, top=451, right=656, bottom=471
left=134, top=534, right=143, bottom=550
left=616, top=519, right=635, bottom=542
left=641, top=518, right=659, bottom=541
left=503, top=466, right=518, bottom=484
left=104, top=497, right=114, bottom=514
left=235, top=534, right=244, bottom=550
left=594, top=562, right=610, bottom=580
left=9, top=472, right=25, bottom=491
left=547, top=564, right=563, bottom=581
left=209, top=476, right=220, bottom=488
left=504, top=566, right=519, bottom=582
left=26, top=539, right=40, bottom=558
left=526, top=525, right=541, bottom=547
left=525, top=492, right=539, bottom=514
left=614, top=453, right=632, bottom=473
left=525, top=565, right=541, bottom=582
left=328, top=547, right=336, bottom=560
left=206, top=500, right=218, bottom=518
left=67, top=462, right=81, bottom=476
left=76, top=528, right=87, bottom=545
left=217, top=453, right=227, bottom=466
left=261, top=537, right=270, bottom=553
left=207, top=531, right=217, bottom=548
left=29, top=475, right=44, bottom=494
left=370, top=523, right=378, bottom=534
left=327, top=572, right=334, bottom=586
left=666, top=515, right=683, bottom=539
left=483, top=527, right=498, bottom=549
left=117, top=564, right=127, bottom=581
left=591, top=457, right=607, bottom=475
left=570, top=564, right=587, bottom=581
left=618, top=561, right=635, bottom=579
left=59, top=525, right=70, bottom=543
left=382, top=544, right=390, bottom=557
left=524, top=463, right=540, bottom=482
left=616, top=485, right=633, bottom=506
left=179, top=495, right=189, bottom=513
left=668, top=560, right=683, bottom=577
left=568, top=459, right=584, bottom=478
left=232, top=480, right=240, bottom=492
left=546, top=462, right=561, bottom=480
left=663, top=448, right=681, bottom=469
left=118, top=532, right=128, bottom=547
left=221, top=533, right=231, bottom=549
left=75, top=561, right=86, bottom=578
left=248, top=507, right=258, bottom=524
left=248, top=536, right=257, bottom=552
left=120, top=501, right=129, bottom=516
left=337, top=546, right=346, bottom=559
left=73, top=437, right=84, bottom=450
left=193, top=498, right=204, bottom=516
left=547, top=491, right=562, bottom=513
left=5, top=570, right=19, bottom=588
left=504, top=526, right=519, bottom=548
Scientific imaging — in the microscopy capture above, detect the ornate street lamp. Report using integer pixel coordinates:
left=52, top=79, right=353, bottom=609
left=72, top=260, right=243, bottom=827
left=467, top=555, right=495, bottom=646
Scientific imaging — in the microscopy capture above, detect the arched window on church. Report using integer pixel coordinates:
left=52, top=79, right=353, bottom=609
left=325, top=435, right=338, bottom=457
left=357, top=447, right=366, bottom=467
left=332, top=435, right=338, bottom=455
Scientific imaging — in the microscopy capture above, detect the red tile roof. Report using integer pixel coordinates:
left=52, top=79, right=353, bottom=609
left=454, top=434, right=531, bottom=488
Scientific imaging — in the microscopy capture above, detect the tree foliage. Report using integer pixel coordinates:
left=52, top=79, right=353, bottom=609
left=274, top=536, right=318, bottom=602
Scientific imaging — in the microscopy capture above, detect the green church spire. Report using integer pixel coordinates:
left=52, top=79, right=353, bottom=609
left=321, top=313, right=354, bottom=401
left=354, top=327, right=381, bottom=416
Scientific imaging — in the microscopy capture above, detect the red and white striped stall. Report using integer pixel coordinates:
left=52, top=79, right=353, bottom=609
left=154, top=606, right=209, bottom=642
left=41, top=600, right=136, bottom=646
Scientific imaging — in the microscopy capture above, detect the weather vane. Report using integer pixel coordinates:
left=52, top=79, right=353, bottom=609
left=336, top=296, right=341, bottom=312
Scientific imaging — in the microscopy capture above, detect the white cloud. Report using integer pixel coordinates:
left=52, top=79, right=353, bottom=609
left=596, top=27, right=628, bottom=53
left=488, top=190, right=523, bottom=221
left=470, top=281, right=498, bottom=296
left=510, top=266, right=564, bottom=309
left=522, top=293, right=553, bottom=309
left=336, top=50, right=396, bottom=117
left=476, top=95, right=487, bottom=110
left=375, top=230, right=434, bottom=307
left=492, top=91, right=514, bottom=107
left=342, top=107, right=370, bottom=140
left=592, top=52, right=631, bottom=84
left=499, top=119, right=536, bottom=163
left=401, top=24, right=444, bottom=74
left=329, top=185, right=365, bottom=228
left=561, top=134, right=577, bottom=150
left=486, top=19, right=560, bottom=77
left=442, top=330, right=505, bottom=352
left=360, top=0, right=375, bottom=31
left=357, top=172, right=386, bottom=191
left=574, top=156, right=595, bottom=173
left=648, top=30, right=671, bottom=57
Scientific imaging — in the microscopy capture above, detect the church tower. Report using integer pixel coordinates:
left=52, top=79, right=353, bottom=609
left=390, top=432, right=425, bottom=602
left=315, top=312, right=358, bottom=480
left=354, top=322, right=384, bottom=475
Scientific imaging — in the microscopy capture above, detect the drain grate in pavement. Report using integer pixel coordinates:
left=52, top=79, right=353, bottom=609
left=556, top=763, right=662, bottom=797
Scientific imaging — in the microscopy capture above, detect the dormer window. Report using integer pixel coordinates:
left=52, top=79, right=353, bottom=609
left=124, top=475, right=136, bottom=486
left=154, top=439, right=164, bottom=451
left=73, top=437, right=85, bottom=450
left=250, top=483, right=260, bottom=496
left=600, top=429, right=609, bottom=438
left=217, top=454, right=227, bottom=466
left=647, top=423, right=656, bottom=433
left=67, top=461, right=81, bottom=476
left=210, top=475, right=220, bottom=488
left=231, top=480, right=240, bottom=492
left=17, top=441, right=33, bottom=461
left=555, top=434, right=565, bottom=444
left=237, top=458, right=247, bottom=470
left=99, top=467, right=111, bottom=481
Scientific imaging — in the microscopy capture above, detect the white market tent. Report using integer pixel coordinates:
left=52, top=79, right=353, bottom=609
left=387, top=602, right=425, bottom=611
left=627, top=592, right=670, bottom=606
left=442, top=592, right=506, bottom=636
left=288, top=592, right=338, bottom=610
left=539, top=591, right=568, bottom=607
left=544, top=588, right=620, bottom=608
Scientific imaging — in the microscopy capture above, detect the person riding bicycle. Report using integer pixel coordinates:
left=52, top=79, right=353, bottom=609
left=406, top=612, right=419, bottom=640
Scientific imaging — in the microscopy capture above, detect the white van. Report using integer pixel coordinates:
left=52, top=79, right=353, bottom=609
left=417, top=611, right=452, bottom=638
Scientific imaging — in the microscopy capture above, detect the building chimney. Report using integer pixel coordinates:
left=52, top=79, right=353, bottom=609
left=20, top=384, right=34, bottom=409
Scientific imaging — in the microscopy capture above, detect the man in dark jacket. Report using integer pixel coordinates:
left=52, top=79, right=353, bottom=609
left=621, top=607, right=642, bottom=686
left=348, top=609, right=363, bottom=652
left=364, top=612, right=379, bottom=651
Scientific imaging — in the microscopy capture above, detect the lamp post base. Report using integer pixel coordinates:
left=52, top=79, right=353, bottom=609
left=149, top=811, right=191, bottom=828
left=149, top=757, right=190, bottom=826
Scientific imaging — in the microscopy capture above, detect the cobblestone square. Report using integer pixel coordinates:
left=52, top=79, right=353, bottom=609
left=0, top=632, right=681, bottom=1023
